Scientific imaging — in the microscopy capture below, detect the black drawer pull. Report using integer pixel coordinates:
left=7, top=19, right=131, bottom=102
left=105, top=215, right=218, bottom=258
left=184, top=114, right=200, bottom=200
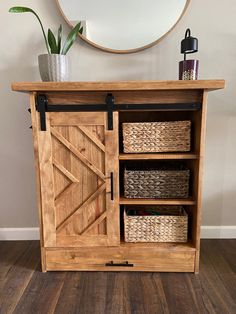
left=105, top=261, right=133, bottom=267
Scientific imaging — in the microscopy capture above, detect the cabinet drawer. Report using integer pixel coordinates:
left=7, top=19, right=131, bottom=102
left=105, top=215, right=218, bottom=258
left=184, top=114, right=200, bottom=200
left=45, top=246, right=195, bottom=272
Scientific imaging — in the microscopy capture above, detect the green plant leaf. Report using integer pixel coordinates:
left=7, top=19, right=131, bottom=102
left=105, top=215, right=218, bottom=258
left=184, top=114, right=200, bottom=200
left=57, top=25, right=62, bottom=54
left=61, top=22, right=81, bottom=55
left=79, top=26, right=83, bottom=35
left=9, top=6, right=34, bottom=13
left=9, top=6, right=50, bottom=54
left=48, top=29, right=58, bottom=54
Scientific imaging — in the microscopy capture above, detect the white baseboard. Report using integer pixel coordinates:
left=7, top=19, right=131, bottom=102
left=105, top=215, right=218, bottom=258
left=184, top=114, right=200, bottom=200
left=0, top=226, right=235, bottom=240
left=200, top=226, right=236, bottom=239
left=0, top=228, right=39, bottom=240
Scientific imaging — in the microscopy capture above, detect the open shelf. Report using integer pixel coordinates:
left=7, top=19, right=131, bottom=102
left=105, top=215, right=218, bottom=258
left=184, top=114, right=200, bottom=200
left=119, top=110, right=202, bottom=157
left=119, top=153, right=199, bottom=160
left=119, top=197, right=196, bottom=205
left=119, top=240, right=196, bottom=252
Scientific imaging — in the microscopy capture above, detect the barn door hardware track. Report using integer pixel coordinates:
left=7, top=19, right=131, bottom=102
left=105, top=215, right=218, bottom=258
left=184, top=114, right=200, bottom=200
left=36, top=93, right=201, bottom=131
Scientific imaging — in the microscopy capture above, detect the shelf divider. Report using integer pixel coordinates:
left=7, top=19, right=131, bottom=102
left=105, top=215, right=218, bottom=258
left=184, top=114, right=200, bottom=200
left=119, top=197, right=196, bottom=205
left=119, top=153, right=198, bottom=160
left=120, top=240, right=196, bottom=252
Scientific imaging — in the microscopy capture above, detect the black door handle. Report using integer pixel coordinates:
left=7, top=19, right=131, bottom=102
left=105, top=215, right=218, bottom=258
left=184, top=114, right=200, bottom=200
left=110, top=172, right=114, bottom=201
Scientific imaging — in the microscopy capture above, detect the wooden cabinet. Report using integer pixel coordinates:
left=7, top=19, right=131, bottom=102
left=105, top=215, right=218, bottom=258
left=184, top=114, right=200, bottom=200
left=12, top=80, right=225, bottom=273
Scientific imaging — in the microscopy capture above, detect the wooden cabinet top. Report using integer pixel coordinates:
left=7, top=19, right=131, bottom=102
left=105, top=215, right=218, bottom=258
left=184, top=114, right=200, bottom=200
left=12, top=80, right=225, bottom=93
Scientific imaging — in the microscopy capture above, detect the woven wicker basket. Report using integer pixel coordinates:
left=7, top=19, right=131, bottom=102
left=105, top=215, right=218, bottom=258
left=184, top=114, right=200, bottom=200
left=122, top=120, right=191, bottom=153
left=124, top=168, right=190, bottom=199
left=124, top=206, right=188, bottom=243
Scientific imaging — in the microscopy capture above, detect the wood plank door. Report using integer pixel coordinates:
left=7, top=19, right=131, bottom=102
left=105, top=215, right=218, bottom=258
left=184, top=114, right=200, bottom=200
left=35, top=110, right=120, bottom=247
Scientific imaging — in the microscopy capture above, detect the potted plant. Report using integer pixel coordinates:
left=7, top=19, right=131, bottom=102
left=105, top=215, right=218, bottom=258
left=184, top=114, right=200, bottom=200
left=9, top=6, right=83, bottom=82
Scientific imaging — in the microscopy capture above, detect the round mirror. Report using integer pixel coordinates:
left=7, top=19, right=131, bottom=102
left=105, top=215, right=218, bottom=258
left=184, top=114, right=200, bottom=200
left=56, top=0, right=190, bottom=53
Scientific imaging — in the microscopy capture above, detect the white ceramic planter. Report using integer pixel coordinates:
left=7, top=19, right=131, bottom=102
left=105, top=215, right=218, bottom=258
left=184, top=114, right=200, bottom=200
left=38, top=54, right=69, bottom=82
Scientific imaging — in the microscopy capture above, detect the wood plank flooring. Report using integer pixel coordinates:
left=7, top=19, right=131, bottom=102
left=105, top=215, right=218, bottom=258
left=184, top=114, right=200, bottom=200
left=0, top=240, right=235, bottom=314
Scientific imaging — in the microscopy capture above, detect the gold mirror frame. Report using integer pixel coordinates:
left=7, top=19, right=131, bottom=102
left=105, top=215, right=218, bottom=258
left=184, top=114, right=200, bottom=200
left=56, top=0, right=191, bottom=54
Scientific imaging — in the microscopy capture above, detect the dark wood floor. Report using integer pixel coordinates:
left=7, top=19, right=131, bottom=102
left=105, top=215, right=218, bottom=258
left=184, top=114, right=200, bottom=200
left=0, top=240, right=235, bottom=314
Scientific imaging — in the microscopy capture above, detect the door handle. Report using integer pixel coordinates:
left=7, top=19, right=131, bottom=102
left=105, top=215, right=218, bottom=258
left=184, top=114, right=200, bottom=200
left=110, top=172, right=114, bottom=201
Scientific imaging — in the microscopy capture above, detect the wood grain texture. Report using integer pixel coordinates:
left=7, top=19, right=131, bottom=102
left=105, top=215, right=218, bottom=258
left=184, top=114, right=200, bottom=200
left=50, top=111, right=105, bottom=125
left=38, top=111, right=119, bottom=248
left=56, top=183, right=106, bottom=232
left=80, top=211, right=107, bottom=235
left=46, top=89, right=203, bottom=105
left=14, top=270, right=66, bottom=314
left=119, top=153, right=199, bottom=160
left=104, top=112, right=120, bottom=246
left=119, top=197, right=196, bottom=205
left=45, top=247, right=195, bottom=272
left=0, top=241, right=33, bottom=292
left=44, top=240, right=196, bottom=272
left=53, top=158, right=80, bottom=183
left=15, top=81, right=225, bottom=273
left=11, top=80, right=225, bottom=92
left=51, top=127, right=105, bottom=180
left=194, top=91, right=208, bottom=273
left=0, top=241, right=40, bottom=313
left=78, top=125, right=105, bottom=152
left=36, top=110, right=56, bottom=247
left=29, top=93, right=46, bottom=271
left=0, top=240, right=235, bottom=314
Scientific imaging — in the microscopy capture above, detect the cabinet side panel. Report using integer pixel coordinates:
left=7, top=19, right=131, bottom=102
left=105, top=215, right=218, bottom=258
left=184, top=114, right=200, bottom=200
left=30, top=93, right=46, bottom=271
left=194, top=91, right=208, bottom=273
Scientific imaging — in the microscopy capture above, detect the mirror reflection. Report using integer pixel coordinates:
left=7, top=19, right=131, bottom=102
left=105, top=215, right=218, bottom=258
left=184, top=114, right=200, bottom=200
left=57, top=0, right=189, bottom=52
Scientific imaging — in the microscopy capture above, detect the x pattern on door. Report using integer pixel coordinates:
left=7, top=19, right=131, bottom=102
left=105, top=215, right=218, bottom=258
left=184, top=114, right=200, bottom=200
left=51, top=124, right=108, bottom=238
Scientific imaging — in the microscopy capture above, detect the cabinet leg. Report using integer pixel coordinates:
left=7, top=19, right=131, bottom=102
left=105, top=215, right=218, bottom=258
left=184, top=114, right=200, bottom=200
left=40, top=247, right=47, bottom=272
left=194, top=250, right=200, bottom=274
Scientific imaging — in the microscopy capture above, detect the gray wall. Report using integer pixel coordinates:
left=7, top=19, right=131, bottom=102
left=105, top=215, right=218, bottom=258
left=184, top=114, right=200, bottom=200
left=0, top=0, right=235, bottom=228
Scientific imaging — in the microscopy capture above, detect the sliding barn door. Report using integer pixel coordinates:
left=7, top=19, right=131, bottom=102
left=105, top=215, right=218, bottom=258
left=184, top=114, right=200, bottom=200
left=35, top=110, right=119, bottom=247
